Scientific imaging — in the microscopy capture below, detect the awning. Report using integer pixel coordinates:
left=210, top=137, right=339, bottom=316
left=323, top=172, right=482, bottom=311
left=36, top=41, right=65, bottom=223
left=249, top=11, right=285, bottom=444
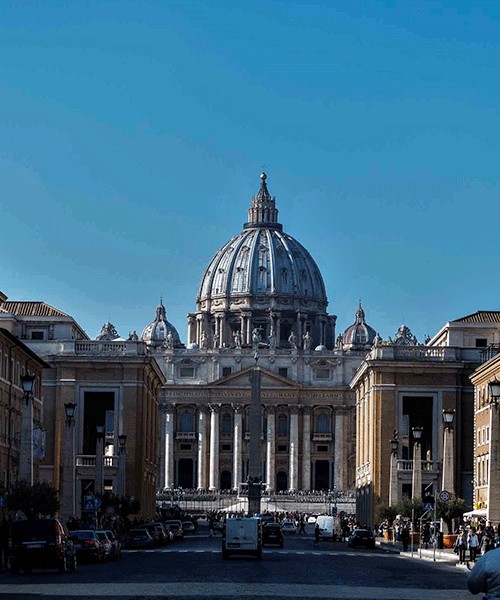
left=462, top=509, right=487, bottom=518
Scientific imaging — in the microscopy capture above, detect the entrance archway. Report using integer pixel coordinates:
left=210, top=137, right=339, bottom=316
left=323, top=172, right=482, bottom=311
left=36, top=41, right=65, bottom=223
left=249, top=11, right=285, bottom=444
left=276, top=471, right=288, bottom=491
left=220, top=470, right=231, bottom=490
left=314, top=460, right=330, bottom=491
left=178, top=458, right=194, bottom=488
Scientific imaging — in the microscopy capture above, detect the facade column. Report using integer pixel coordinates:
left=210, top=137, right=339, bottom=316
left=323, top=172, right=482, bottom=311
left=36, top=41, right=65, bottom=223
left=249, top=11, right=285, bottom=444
left=95, top=428, right=104, bottom=496
left=301, top=407, right=311, bottom=491
left=389, top=439, right=399, bottom=507
left=240, top=315, right=246, bottom=345
left=187, top=315, right=195, bottom=346
left=209, top=404, right=220, bottom=490
left=197, top=407, right=208, bottom=489
left=232, top=404, right=244, bottom=490
left=266, top=406, right=276, bottom=491
left=289, top=406, right=300, bottom=491
left=246, top=316, right=251, bottom=347
left=60, top=409, right=76, bottom=522
left=164, top=404, right=175, bottom=489
left=19, top=394, right=34, bottom=485
left=412, top=429, right=423, bottom=500
left=442, top=419, right=455, bottom=495
left=275, top=313, right=281, bottom=347
left=334, top=408, right=348, bottom=490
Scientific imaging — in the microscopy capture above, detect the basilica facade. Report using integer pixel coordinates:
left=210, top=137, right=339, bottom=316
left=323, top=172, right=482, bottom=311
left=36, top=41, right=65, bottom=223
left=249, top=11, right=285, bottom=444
left=142, top=173, right=378, bottom=493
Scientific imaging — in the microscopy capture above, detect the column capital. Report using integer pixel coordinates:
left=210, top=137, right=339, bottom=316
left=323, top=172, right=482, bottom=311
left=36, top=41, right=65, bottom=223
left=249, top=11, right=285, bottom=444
left=290, top=405, right=302, bottom=415
left=265, top=405, right=276, bottom=416
left=209, top=403, right=221, bottom=414
left=160, top=402, right=176, bottom=414
left=232, top=403, right=245, bottom=414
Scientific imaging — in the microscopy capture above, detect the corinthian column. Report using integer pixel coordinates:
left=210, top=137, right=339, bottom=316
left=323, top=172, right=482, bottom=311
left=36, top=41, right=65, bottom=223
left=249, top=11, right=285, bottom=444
left=209, top=404, right=221, bottom=490
left=334, top=408, right=348, bottom=490
left=164, top=404, right=175, bottom=489
left=289, top=406, right=301, bottom=491
left=302, top=407, right=311, bottom=491
left=197, top=407, right=208, bottom=489
left=266, top=406, right=276, bottom=491
left=232, top=404, right=244, bottom=490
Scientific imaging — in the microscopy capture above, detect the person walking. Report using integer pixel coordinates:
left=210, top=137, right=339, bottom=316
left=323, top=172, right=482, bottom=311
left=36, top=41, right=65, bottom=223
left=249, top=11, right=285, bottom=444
left=314, top=523, right=320, bottom=546
left=468, top=527, right=480, bottom=563
left=455, top=529, right=468, bottom=565
left=468, top=544, right=500, bottom=598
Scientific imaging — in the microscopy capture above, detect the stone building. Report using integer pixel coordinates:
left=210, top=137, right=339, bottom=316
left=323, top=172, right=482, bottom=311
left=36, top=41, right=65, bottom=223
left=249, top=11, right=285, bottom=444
left=144, top=174, right=379, bottom=493
left=0, top=294, right=165, bottom=518
left=351, top=312, right=500, bottom=526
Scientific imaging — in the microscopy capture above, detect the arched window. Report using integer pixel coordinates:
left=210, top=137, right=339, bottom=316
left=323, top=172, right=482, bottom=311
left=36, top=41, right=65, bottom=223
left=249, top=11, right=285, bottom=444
left=221, top=413, right=232, bottom=435
left=277, top=414, right=288, bottom=437
left=316, top=413, right=330, bottom=433
left=180, top=411, right=193, bottom=432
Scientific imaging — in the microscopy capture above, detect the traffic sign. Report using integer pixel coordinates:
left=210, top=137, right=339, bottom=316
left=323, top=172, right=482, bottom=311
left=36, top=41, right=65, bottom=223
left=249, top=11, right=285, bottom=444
left=439, top=490, right=451, bottom=502
left=422, top=502, right=434, bottom=512
left=94, top=497, right=101, bottom=509
left=0, top=495, right=6, bottom=508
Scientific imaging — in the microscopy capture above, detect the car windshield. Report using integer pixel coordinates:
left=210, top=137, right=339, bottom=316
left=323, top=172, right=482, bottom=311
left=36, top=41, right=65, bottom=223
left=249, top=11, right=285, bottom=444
left=70, top=531, right=96, bottom=540
left=11, top=520, right=59, bottom=543
left=96, top=532, right=108, bottom=541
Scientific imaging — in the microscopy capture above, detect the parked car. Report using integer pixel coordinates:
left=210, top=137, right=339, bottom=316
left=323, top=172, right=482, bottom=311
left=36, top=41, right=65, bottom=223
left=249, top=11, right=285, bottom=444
left=347, top=529, right=376, bottom=549
left=182, top=520, right=196, bottom=533
left=9, top=518, right=77, bottom=574
left=151, top=522, right=170, bottom=545
left=307, top=515, right=317, bottom=524
left=262, top=523, right=284, bottom=547
left=95, top=531, right=113, bottom=560
left=281, top=520, right=297, bottom=534
left=164, top=520, right=184, bottom=540
left=135, top=524, right=161, bottom=545
left=101, top=529, right=121, bottom=559
left=69, top=530, right=105, bottom=562
left=124, top=528, right=154, bottom=549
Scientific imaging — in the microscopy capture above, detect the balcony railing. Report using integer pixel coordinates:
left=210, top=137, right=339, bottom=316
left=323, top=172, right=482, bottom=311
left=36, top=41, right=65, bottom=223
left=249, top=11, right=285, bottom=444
left=396, top=459, right=439, bottom=472
left=312, top=433, right=333, bottom=441
left=175, top=432, right=196, bottom=440
left=480, top=344, right=500, bottom=364
left=76, top=455, right=119, bottom=468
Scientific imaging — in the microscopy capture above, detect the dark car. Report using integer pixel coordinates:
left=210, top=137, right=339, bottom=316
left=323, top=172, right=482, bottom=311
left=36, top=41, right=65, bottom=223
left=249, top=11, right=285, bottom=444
left=102, top=529, right=122, bottom=559
left=95, top=531, right=113, bottom=560
left=9, top=518, right=77, bottom=574
left=125, top=528, right=154, bottom=549
left=347, top=529, right=376, bottom=549
left=69, top=530, right=105, bottom=562
left=262, top=523, right=284, bottom=548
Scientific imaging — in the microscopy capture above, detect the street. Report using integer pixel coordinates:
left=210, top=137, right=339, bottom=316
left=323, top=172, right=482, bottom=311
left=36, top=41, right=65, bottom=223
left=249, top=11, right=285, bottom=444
left=0, top=526, right=474, bottom=600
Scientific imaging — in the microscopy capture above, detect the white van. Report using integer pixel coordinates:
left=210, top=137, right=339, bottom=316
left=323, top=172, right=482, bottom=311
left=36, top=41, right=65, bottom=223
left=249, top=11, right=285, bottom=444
left=316, top=515, right=343, bottom=541
left=222, top=517, right=262, bottom=559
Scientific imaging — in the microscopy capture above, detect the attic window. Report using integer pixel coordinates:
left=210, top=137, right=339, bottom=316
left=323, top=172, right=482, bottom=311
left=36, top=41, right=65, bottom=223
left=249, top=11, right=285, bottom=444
left=315, top=368, right=330, bottom=379
left=30, top=331, right=44, bottom=340
left=179, top=367, right=195, bottom=378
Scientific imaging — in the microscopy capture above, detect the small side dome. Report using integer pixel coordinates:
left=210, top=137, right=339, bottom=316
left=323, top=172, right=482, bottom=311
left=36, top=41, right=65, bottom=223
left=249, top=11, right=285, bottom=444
left=187, top=342, right=199, bottom=350
left=141, top=299, right=182, bottom=347
left=314, top=344, right=327, bottom=352
left=342, top=303, right=377, bottom=350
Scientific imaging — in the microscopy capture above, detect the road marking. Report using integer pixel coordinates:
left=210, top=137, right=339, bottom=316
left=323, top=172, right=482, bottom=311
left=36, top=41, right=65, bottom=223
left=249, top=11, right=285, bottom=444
left=0, top=582, right=471, bottom=598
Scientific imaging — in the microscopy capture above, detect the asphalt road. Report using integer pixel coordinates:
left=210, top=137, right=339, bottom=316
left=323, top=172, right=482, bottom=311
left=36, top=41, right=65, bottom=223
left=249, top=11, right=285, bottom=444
left=0, top=529, right=473, bottom=599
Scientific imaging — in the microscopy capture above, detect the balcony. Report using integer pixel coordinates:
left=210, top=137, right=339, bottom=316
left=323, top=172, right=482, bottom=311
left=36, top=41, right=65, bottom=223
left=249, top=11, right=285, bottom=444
left=396, top=460, right=440, bottom=472
left=175, top=431, right=196, bottom=440
left=76, top=455, right=119, bottom=468
left=312, top=433, right=332, bottom=441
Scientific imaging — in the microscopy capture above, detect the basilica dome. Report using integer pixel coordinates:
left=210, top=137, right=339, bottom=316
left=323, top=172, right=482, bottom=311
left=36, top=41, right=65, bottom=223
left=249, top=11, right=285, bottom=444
left=342, top=303, right=377, bottom=350
left=188, top=174, right=335, bottom=350
left=142, top=300, right=182, bottom=347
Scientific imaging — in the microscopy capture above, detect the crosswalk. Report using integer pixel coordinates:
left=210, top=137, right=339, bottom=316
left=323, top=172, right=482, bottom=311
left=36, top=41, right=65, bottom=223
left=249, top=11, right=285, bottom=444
left=123, top=548, right=378, bottom=557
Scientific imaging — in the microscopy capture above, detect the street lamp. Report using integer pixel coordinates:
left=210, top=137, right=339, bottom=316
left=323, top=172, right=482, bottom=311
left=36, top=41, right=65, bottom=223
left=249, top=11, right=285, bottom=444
left=117, top=434, right=127, bottom=497
left=389, top=436, right=399, bottom=507
left=61, top=402, right=77, bottom=522
left=95, top=425, right=105, bottom=496
left=412, top=427, right=423, bottom=500
left=19, top=374, right=36, bottom=484
left=489, top=381, right=500, bottom=406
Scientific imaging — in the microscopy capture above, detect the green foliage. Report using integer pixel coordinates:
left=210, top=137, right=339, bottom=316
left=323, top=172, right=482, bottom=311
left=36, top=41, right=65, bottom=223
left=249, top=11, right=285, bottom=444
left=437, top=495, right=468, bottom=532
left=97, top=492, right=141, bottom=518
left=7, top=481, right=59, bottom=518
left=375, top=504, right=397, bottom=523
left=394, top=497, right=424, bottom=520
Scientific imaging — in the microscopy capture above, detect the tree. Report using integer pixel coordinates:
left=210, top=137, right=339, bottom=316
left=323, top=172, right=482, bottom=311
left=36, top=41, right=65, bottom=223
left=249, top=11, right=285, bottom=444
left=394, top=497, right=424, bottom=522
left=7, top=481, right=59, bottom=518
left=375, top=504, right=397, bottom=524
left=437, top=495, right=468, bottom=533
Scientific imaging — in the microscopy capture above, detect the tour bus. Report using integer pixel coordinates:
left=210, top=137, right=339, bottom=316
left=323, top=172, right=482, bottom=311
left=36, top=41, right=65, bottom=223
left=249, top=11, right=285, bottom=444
left=222, top=517, right=263, bottom=559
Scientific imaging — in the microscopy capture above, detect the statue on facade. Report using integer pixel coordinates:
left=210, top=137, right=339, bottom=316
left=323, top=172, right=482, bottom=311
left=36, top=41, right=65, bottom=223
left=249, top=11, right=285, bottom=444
left=233, top=329, right=242, bottom=348
left=200, top=330, right=207, bottom=349
left=335, top=333, right=343, bottom=348
left=164, top=331, right=174, bottom=349
left=212, top=332, right=219, bottom=349
left=373, top=332, right=382, bottom=347
left=268, top=327, right=276, bottom=349
left=96, top=322, right=119, bottom=341
left=252, top=327, right=262, bottom=350
left=288, top=331, right=297, bottom=349
left=128, top=330, right=139, bottom=341
left=302, top=330, right=312, bottom=350
left=394, top=324, right=417, bottom=346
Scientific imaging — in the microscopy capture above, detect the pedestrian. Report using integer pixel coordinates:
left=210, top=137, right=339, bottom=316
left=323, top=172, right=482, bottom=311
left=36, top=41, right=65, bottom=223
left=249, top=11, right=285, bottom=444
left=0, top=517, right=9, bottom=570
left=468, top=527, right=480, bottom=563
left=299, top=518, right=306, bottom=535
left=314, top=523, right=320, bottom=546
left=208, top=516, right=215, bottom=537
left=468, top=544, right=500, bottom=598
left=400, top=526, right=410, bottom=552
left=455, top=529, right=468, bottom=565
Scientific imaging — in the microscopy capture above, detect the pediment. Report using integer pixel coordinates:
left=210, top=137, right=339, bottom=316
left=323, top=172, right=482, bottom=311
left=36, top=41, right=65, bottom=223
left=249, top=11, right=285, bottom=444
left=212, top=366, right=299, bottom=389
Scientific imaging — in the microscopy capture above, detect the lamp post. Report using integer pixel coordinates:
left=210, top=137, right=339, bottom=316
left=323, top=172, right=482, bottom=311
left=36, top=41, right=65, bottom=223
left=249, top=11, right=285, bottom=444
left=412, top=427, right=423, bottom=501
left=61, top=402, right=77, bottom=523
left=19, top=375, right=35, bottom=485
left=95, top=425, right=105, bottom=496
left=117, top=434, right=127, bottom=497
left=389, top=436, right=399, bottom=507
left=441, top=409, right=455, bottom=496
left=487, top=381, right=500, bottom=522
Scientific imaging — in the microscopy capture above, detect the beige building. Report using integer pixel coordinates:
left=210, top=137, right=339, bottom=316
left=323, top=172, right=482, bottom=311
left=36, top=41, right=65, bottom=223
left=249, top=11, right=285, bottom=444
left=351, top=312, right=500, bottom=526
left=470, top=344, right=500, bottom=522
left=0, top=295, right=165, bottom=518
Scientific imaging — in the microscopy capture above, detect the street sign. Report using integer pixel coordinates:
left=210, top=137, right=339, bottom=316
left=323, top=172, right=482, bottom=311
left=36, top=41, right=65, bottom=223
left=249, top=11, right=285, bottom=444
left=439, top=490, right=450, bottom=502
left=94, top=497, right=101, bottom=509
left=83, top=495, right=100, bottom=511
left=0, top=496, right=6, bottom=508
left=422, top=502, right=434, bottom=512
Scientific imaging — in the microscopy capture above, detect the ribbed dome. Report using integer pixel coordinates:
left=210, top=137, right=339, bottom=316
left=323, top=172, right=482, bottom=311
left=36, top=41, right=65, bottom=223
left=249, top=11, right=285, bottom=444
left=342, top=303, right=376, bottom=350
left=197, top=174, right=327, bottom=310
left=142, top=300, right=182, bottom=347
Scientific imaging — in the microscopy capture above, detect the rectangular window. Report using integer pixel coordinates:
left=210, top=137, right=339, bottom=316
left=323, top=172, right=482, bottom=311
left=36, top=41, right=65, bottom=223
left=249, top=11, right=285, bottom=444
left=477, top=429, right=481, bottom=446
left=180, top=443, right=192, bottom=451
left=278, top=367, right=288, bottom=378
left=277, top=444, right=287, bottom=452
left=179, top=367, right=195, bottom=378
left=221, top=443, right=231, bottom=452
left=30, top=331, right=44, bottom=340
left=475, top=338, right=488, bottom=348
left=222, top=367, right=232, bottom=378
left=315, top=369, right=330, bottom=379
left=316, top=445, right=328, bottom=452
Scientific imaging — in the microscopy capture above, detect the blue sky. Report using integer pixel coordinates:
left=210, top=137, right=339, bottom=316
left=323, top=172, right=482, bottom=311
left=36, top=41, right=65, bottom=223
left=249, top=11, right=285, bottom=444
left=1, top=1, right=499, bottom=342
